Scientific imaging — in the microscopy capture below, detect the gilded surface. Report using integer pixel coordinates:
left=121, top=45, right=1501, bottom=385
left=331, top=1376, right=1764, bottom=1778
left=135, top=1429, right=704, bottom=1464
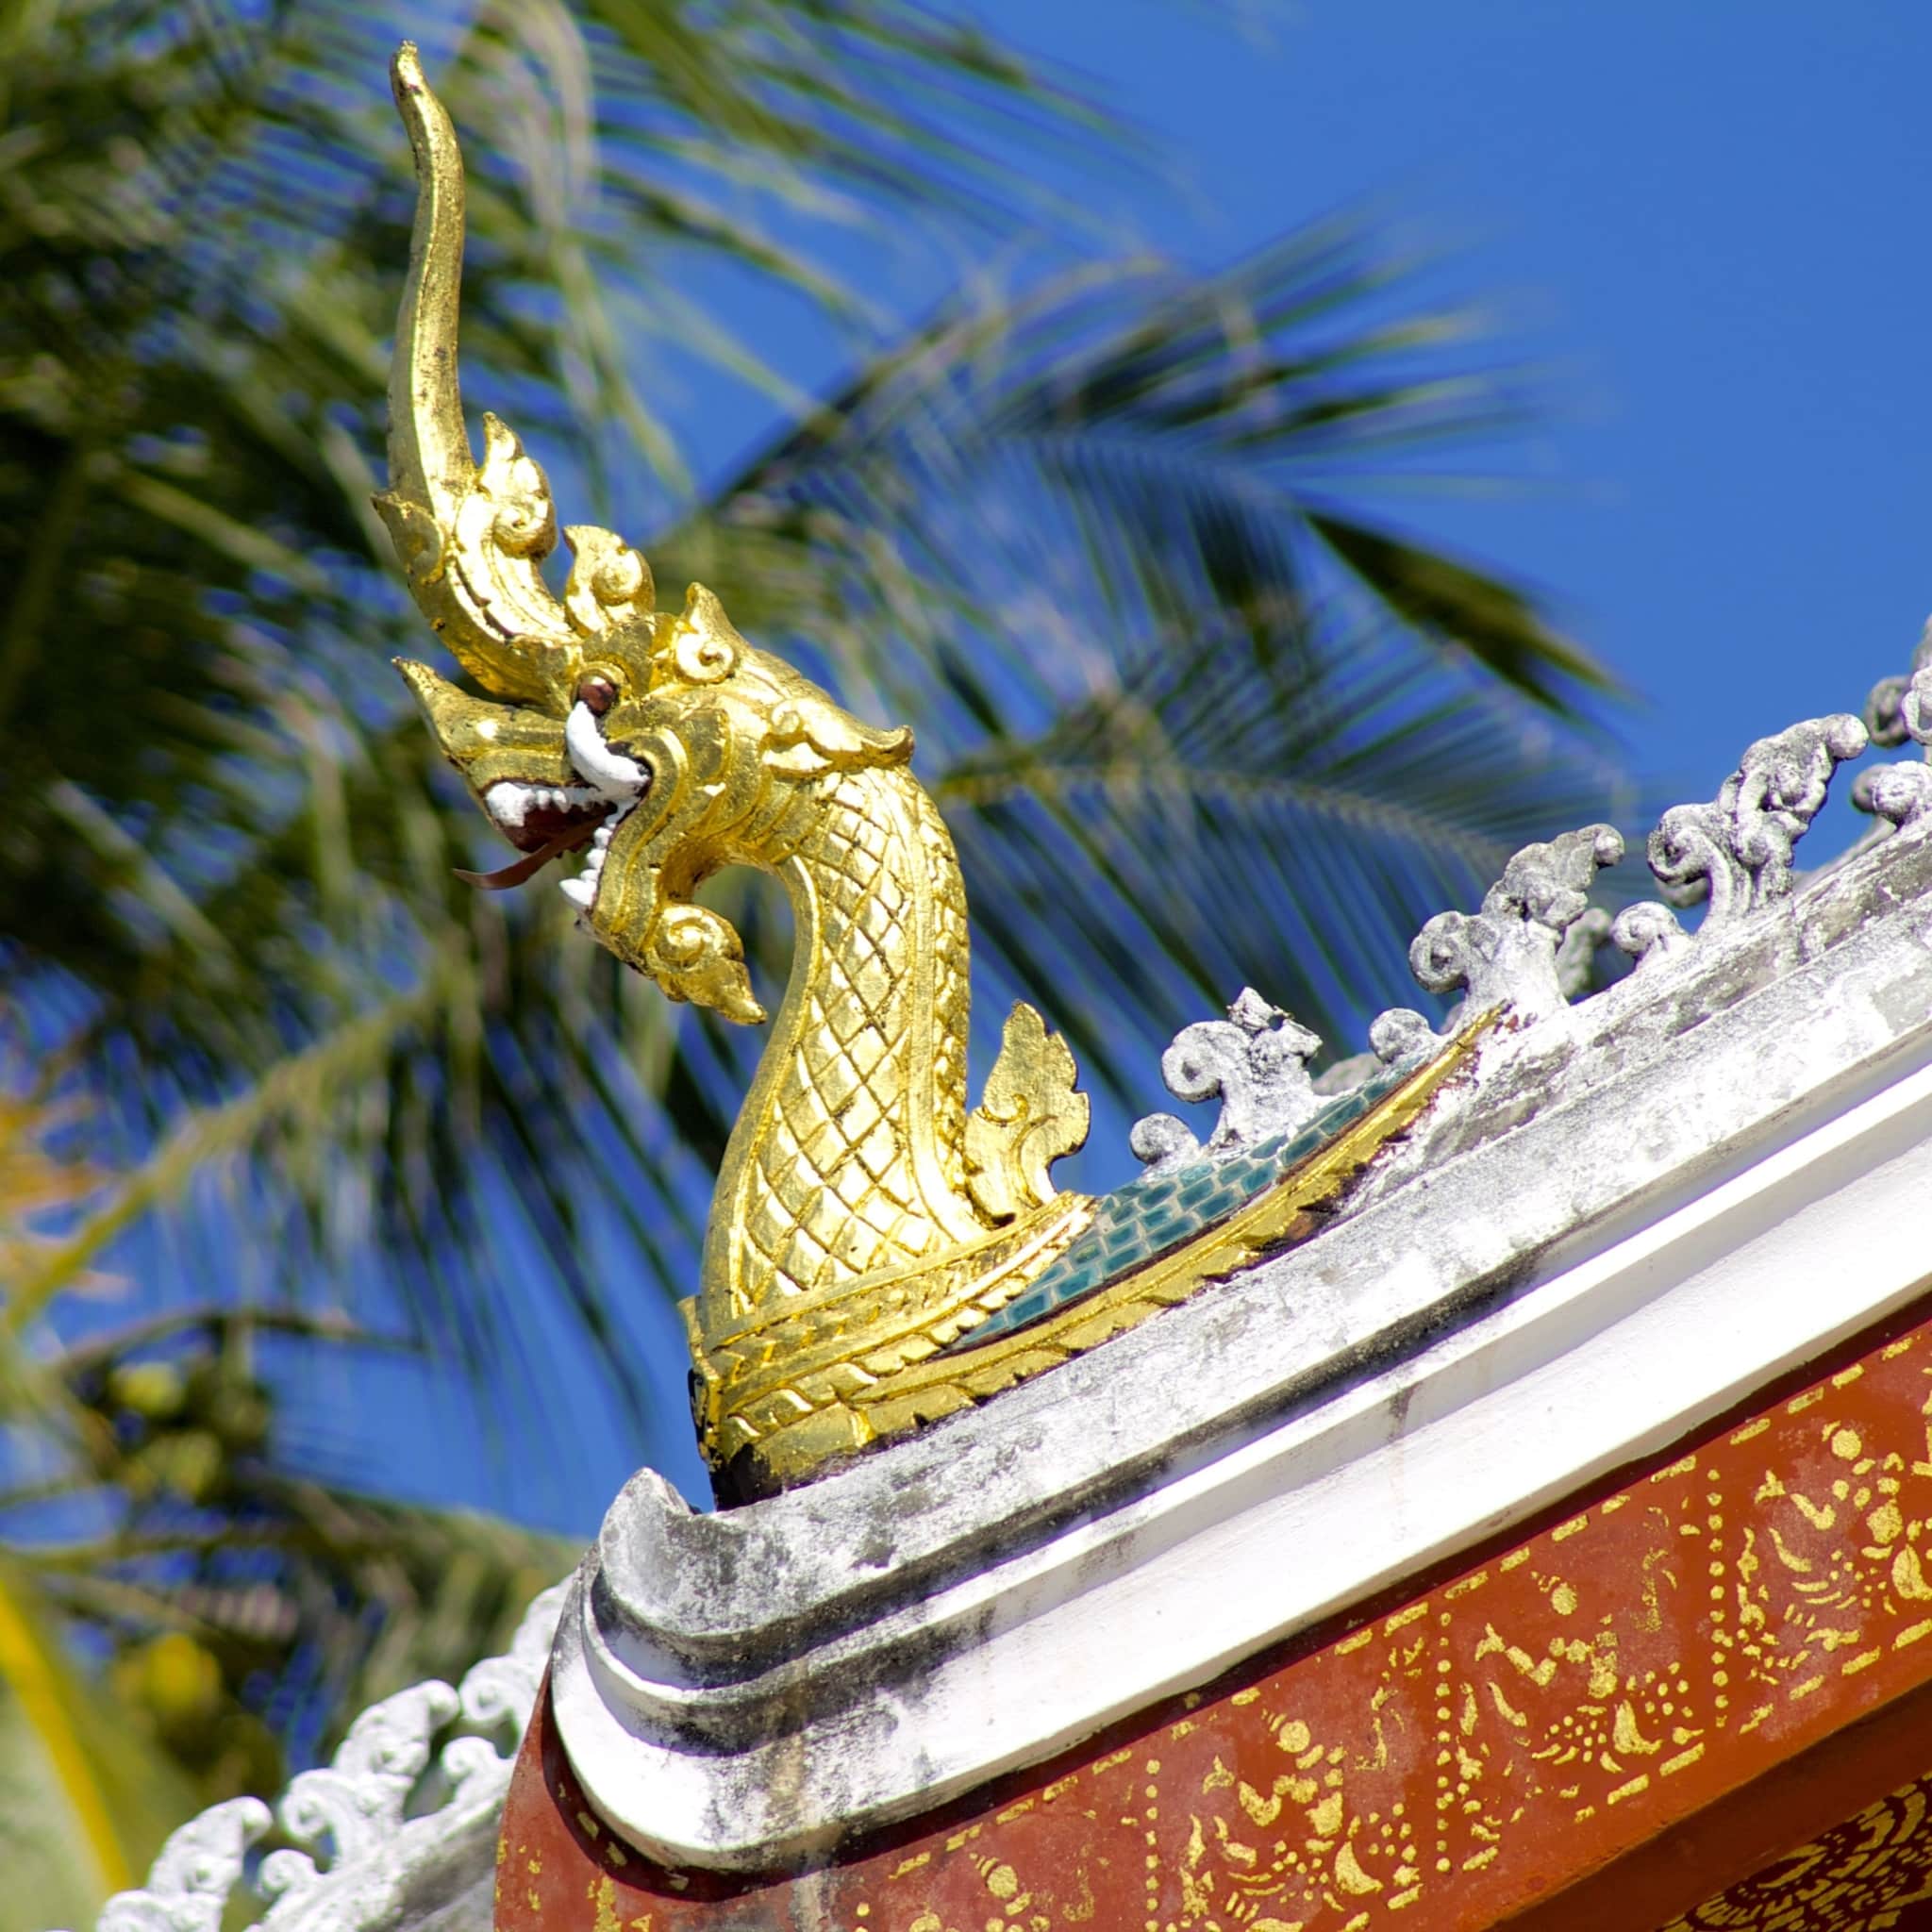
left=380, top=46, right=1470, bottom=1491
left=497, top=1301, right=1932, bottom=1931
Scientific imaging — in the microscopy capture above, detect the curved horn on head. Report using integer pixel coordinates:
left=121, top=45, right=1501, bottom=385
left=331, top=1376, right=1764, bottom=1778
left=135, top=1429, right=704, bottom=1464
left=376, top=44, right=651, bottom=702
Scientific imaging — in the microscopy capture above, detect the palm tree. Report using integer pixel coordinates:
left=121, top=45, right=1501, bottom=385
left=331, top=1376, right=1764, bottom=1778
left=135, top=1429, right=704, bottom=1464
left=0, top=0, right=1625, bottom=1919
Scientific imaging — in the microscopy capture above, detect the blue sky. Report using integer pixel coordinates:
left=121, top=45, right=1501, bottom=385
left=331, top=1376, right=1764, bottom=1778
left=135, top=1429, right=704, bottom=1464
left=996, top=1, right=1930, bottom=817
left=240, top=7, right=1932, bottom=1525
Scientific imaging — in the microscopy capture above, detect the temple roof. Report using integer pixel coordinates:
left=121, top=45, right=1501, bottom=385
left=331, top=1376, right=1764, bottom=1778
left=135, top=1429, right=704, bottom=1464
left=65, top=644, right=1932, bottom=1924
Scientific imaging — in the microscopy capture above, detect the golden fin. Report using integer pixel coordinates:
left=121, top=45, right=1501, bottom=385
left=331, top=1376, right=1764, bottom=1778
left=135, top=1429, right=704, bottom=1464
left=762, top=690, right=914, bottom=776
left=965, top=1002, right=1090, bottom=1221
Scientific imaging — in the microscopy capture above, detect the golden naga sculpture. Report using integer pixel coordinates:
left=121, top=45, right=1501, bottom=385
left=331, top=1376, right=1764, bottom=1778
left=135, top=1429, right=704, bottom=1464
left=378, top=46, right=1483, bottom=1499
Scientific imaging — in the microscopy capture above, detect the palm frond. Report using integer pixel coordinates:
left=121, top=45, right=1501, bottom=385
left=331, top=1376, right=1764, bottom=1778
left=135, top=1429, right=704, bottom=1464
left=0, top=1555, right=206, bottom=1926
left=675, top=217, right=1631, bottom=1073
left=0, top=0, right=1113, bottom=1426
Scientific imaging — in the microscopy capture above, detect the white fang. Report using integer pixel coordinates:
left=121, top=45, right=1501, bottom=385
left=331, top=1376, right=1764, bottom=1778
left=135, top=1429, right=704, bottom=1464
left=566, top=702, right=649, bottom=799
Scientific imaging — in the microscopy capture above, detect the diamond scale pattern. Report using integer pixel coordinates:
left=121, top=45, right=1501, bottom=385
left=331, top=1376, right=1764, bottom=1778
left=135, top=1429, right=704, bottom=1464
left=737, top=767, right=974, bottom=1307
left=921, top=805, right=970, bottom=1185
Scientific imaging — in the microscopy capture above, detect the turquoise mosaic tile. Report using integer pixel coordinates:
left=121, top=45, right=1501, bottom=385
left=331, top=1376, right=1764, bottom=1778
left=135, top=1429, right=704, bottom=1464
left=945, top=1060, right=1413, bottom=1356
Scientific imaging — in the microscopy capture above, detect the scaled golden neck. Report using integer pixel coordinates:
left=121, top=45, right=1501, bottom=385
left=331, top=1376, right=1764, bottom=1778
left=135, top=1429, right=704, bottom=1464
left=700, top=760, right=985, bottom=1331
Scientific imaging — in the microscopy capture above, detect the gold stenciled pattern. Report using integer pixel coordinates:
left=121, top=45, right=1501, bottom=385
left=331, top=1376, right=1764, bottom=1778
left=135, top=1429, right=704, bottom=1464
left=1661, top=1769, right=1932, bottom=1930
left=866, top=1325, right=1932, bottom=1932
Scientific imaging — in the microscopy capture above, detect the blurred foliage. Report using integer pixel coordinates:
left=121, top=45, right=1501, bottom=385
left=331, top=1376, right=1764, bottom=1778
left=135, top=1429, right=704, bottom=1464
left=0, top=1078, right=574, bottom=1924
left=0, top=0, right=1631, bottom=1916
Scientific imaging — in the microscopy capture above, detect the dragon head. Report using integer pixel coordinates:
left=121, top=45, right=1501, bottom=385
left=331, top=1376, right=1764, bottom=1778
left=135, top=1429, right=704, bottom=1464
left=378, top=45, right=909, bottom=1025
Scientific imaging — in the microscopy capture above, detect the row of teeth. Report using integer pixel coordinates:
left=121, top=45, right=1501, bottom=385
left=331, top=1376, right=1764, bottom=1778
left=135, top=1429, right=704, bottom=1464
left=485, top=780, right=604, bottom=830
left=560, top=801, right=639, bottom=915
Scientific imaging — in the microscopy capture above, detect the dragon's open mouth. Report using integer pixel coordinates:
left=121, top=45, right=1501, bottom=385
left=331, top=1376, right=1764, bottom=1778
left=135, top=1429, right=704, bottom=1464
left=484, top=780, right=609, bottom=854
left=459, top=702, right=652, bottom=917
left=454, top=784, right=609, bottom=891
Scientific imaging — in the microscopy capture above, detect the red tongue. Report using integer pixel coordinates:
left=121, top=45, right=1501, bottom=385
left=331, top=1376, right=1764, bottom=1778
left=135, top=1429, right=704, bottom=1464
left=455, top=825, right=593, bottom=890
